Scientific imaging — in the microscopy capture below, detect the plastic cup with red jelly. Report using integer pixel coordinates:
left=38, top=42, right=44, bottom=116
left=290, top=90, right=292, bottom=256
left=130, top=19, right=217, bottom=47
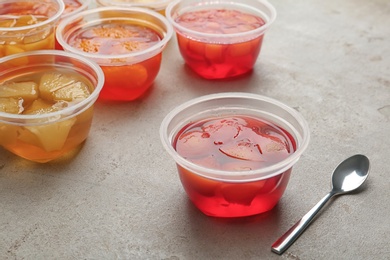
left=56, top=7, right=173, bottom=101
left=160, top=93, right=310, bottom=218
left=166, top=0, right=276, bottom=79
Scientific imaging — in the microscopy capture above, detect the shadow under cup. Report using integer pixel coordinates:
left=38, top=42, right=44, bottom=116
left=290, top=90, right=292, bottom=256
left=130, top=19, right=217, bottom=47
left=0, top=50, right=104, bottom=163
left=160, top=93, right=310, bottom=217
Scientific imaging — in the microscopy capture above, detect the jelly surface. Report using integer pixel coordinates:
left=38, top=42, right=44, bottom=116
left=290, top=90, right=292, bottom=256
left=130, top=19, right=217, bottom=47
left=175, top=9, right=265, bottom=34
left=174, top=115, right=296, bottom=217
left=0, top=67, right=94, bottom=162
left=68, top=23, right=161, bottom=55
left=175, top=116, right=294, bottom=171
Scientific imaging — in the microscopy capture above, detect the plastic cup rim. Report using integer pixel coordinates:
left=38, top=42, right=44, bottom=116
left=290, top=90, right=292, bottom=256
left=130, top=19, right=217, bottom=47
left=56, top=6, right=174, bottom=62
left=96, top=0, right=174, bottom=11
left=160, top=92, right=310, bottom=183
left=0, top=0, right=65, bottom=32
left=165, top=0, right=277, bottom=41
left=60, top=0, right=92, bottom=20
left=0, top=50, right=104, bottom=122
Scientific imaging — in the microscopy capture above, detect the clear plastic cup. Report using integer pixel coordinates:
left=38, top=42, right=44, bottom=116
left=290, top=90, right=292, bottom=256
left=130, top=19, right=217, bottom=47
left=55, top=0, right=92, bottom=50
left=96, top=0, right=173, bottom=16
left=0, top=0, right=65, bottom=57
left=56, top=7, right=173, bottom=101
left=166, top=0, right=276, bottom=79
left=61, top=0, right=92, bottom=20
left=160, top=93, right=310, bottom=217
left=0, top=50, right=104, bottom=163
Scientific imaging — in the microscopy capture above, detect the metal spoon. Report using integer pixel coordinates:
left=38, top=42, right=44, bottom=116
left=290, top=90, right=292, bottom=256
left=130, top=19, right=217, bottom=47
left=271, top=154, right=370, bottom=255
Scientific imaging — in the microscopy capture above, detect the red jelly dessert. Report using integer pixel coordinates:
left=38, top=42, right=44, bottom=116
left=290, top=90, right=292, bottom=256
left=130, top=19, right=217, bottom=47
left=174, top=9, right=266, bottom=79
left=174, top=115, right=296, bottom=217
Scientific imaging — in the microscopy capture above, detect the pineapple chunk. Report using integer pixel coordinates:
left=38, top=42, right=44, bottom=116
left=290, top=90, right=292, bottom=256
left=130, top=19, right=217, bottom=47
left=0, top=81, right=38, bottom=103
left=22, top=98, right=77, bottom=151
left=24, top=117, right=77, bottom=152
left=23, top=98, right=63, bottom=115
left=39, top=72, right=91, bottom=102
left=0, top=97, right=24, bottom=114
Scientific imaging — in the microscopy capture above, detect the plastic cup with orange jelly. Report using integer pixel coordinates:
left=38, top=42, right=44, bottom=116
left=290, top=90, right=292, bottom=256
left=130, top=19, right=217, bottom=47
left=0, top=0, right=65, bottom=57
left=160, top=93, right=310, bottom=217
left=166, top=0, right=276, bottom=79
left=96, top=0, right=173, bottom=16
left=0, top=50, right=104, bottom=163
left=56, top=7, right=173, bottom=101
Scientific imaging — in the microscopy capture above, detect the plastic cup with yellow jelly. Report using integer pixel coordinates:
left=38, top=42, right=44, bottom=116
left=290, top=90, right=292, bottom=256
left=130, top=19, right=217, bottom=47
left=56, top=7, right=173, bottom=101
left=96, top=0, right=173, bottom=16
left=0, top=50, right=104, bottom=163
left=0, top=0, right=65, bottom=57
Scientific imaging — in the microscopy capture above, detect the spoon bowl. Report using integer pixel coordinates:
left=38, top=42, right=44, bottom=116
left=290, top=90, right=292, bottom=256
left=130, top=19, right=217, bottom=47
left=331, top=154, right=370, bottom=193
left=271, top=154, right=370, bottom=255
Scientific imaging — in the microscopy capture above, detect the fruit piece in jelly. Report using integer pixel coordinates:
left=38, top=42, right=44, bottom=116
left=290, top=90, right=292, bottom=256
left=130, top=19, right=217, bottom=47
left=227, top=41, right=252, bottom=57
left=177, top=130, right=214, bottom=158
left=102, top=64, right=148, bottom=89
left=190, top=155, right=221, bottom=170
left=24, top=119, right=77, bottom=152
left=0, top=97, right=24, bottom=114
left=203, top=118, right=244, bottom=141
left=219, top=138, right=264, bottom=162
left=221, top=181, right=265, bottom=205
left=22, top=98, right=77, bottom=151
left=179, top=166, right=219, bottom=197
left=14, top=15, right=41, bottom=27
left=205, top=43, right=224, bottom=62
left=3, top=46, right=29, bottom=65
left=222, top=160, right=262, bottom=171
left=23, top=98, right=64, bottom=115
left=39, top=72, right=91, bottom=102
left=0, top=81, right=38, bottom=104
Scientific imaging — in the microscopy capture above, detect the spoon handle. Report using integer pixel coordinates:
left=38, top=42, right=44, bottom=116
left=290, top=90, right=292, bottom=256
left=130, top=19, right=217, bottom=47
left=271, top=191, right=336, bottom=255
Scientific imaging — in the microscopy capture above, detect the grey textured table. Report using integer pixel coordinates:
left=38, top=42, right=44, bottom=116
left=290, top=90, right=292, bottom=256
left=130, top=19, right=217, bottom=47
left=1, top=0, right=390, bottom=259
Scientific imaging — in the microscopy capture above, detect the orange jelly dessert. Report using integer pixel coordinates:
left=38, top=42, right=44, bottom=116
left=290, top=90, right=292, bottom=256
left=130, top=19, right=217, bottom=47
left=0, top=0, right=63, bottom=57
left=174, top=115, right=296, bottom=217
left=67, top=22, right=163, bottom=101
left=173, top=9, right=266, bottom=79
left=0, top=67, right=95, bottom=162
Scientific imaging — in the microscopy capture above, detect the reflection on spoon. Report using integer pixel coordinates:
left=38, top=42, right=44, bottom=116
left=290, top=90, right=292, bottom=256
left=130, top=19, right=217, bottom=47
left=271, top=154, right=370, bottom=255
